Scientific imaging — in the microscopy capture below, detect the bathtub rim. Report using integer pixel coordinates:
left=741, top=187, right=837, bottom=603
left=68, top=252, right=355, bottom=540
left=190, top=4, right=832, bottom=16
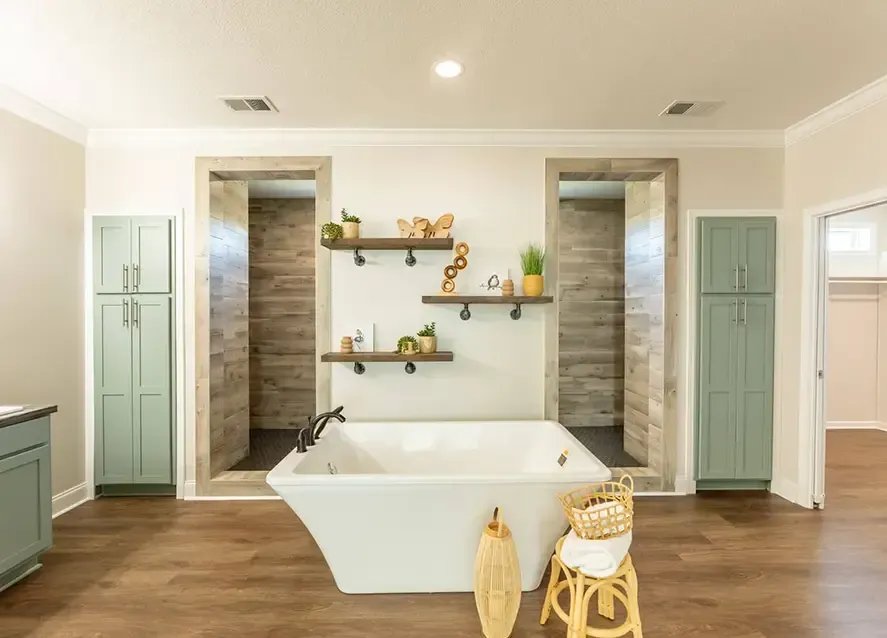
left=266, top=419, right=612, bottom=488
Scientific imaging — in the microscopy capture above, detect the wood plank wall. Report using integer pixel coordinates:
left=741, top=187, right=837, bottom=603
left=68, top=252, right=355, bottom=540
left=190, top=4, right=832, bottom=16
left=248, top=198, right=316, bottom=429
left=558, top=198, right=626, bottom=427
left=623, top=181, right=665, bottom=470
left=209, top=181, right=250, bottom=475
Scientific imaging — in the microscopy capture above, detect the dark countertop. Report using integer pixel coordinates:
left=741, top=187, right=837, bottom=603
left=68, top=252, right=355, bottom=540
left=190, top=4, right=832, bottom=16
left=0, top=405, right=58, bottom=429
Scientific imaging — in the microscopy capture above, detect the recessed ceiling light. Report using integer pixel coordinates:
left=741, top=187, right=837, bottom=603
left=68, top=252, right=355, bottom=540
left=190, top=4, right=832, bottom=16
left=434, top=60, right=464, bottom=78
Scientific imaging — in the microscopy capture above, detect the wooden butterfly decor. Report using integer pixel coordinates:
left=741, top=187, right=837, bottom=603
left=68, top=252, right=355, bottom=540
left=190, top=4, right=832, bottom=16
left=425, top=213, right=455, bottom=238
left=397, top=218, right=428, bottom=238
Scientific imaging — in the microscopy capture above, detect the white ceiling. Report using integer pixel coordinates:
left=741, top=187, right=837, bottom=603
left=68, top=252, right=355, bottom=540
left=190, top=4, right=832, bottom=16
left=248, top=180, right=316, bottom=199
left=559, top=182, right=625, bottom=200
left=2, top=0, right=887, bottom=130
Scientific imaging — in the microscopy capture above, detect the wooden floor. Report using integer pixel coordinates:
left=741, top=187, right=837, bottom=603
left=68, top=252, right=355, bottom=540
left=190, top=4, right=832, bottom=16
left=2, top=430, right=886, bottom=637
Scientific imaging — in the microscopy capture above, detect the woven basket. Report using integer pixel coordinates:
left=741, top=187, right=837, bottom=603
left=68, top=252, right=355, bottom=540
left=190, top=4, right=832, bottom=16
left=473, top=508, right=521, bottom=638
left=558, top=475, right=634, bottom=540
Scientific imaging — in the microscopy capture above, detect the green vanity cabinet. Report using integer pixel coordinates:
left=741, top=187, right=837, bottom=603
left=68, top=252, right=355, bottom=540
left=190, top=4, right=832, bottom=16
left=698, top=217, right=776, bottom=294
left=93, top=217, right=172, bottom=294
left=696, top=217, right=776, bottom=489
left=95, top=296, right=173, bottom=485
left=0, top=408, right=56, bottom=593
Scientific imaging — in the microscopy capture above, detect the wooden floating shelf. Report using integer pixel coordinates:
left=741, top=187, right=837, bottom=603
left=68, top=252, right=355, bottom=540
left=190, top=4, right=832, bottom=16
left=321, top=351, right=454, bottom=374
left=321, top=238, right=454, bottom=267
left=321, top=238, right=454, bottom=250
left=422, top=295, right=554, bottom=321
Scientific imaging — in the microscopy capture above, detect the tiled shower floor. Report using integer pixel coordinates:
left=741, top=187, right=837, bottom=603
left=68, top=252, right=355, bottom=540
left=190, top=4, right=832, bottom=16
left=566, top=426, right=643, bottom=467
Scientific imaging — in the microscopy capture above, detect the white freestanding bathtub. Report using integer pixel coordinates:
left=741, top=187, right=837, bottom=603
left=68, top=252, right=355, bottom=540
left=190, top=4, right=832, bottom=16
left=266, top=420, right=611, bottom=594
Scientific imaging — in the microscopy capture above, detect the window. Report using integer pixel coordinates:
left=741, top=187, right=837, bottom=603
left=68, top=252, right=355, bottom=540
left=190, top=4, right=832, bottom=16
left=828, top=225, right=873, bottom=253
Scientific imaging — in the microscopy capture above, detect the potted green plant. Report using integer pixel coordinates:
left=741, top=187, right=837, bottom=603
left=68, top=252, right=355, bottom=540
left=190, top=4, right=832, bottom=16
left=341, top=208, right=361, bottom=239
left=321, top=222, right=344, bottom=240
left=519, top=243, right=546, bottom=296
left=417, top=322, right=437, bottom=354
left=397, top=335, right=419, bottom=354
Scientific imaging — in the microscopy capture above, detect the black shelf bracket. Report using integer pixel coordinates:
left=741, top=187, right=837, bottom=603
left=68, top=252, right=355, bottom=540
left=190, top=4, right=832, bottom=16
left=405, top=362, right=416, bottom=374
left=353, top=362, right=366, bottom=374
left=405, top=248, right=417, bottom=267
left=353, top=249, right=366, bottom=267
left=460, top=304, right=471, bottom=321
left=510, top=304, right=522, bottom=320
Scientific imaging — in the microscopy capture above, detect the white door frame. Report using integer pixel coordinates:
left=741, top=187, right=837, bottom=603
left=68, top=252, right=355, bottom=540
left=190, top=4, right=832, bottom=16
left=798, top=187, right=887, bottom=509
left=682, top=209, right=785, bottom=496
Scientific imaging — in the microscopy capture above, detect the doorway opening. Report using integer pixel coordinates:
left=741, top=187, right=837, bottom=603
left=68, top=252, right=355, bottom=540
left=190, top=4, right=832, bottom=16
left=809, top=199, right=887, bottom=509
left=195, top=158, right=332, bottom=497
left=545, top=159, right=678, bottom=492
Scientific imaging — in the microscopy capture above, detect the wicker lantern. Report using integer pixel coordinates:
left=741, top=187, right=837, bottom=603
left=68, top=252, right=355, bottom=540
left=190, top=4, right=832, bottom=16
left=473, top=508, right=521, bottom=638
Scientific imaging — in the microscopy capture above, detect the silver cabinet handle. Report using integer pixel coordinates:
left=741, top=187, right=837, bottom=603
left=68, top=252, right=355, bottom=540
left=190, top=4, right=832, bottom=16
left=733, top=266, right=739, bottom=291
left=742, top=299, right=747, bottom=325
left=123, top=299, right=129, bottom=326
left=123, top=264, right=129, bottom=292
left=133, top=300, right=139, bottom=327
left=732, top=300, right=738, bottom=323
left=742, top=265, right=748, bottom=291
left=133, top=264, right=140, bottom=291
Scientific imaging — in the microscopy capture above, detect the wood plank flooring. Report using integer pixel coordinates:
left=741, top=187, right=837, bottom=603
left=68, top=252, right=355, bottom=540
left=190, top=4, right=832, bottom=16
left=1, top=430, right=885, bottom=637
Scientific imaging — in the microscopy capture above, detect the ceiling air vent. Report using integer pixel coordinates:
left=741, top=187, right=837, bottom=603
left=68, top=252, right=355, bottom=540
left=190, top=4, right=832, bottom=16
left=660, top=100, right=723, bottom=117
left=220, top=96, right=278, bottom=113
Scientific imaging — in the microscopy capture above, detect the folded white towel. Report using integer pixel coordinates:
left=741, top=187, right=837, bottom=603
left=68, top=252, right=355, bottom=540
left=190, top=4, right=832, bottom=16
left=561, top=501, right=632, bottom=578
left=561, top=529, right=632, bottom=578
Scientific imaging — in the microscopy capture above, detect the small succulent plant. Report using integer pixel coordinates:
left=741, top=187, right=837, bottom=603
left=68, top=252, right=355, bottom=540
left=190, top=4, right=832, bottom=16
left=417, top=322, right=436, bottom=337
left=321, top=222, right=344, bottom=240
left=341, top=208, right=361, bottom=224
left=397, top=335, right=419, bottom=353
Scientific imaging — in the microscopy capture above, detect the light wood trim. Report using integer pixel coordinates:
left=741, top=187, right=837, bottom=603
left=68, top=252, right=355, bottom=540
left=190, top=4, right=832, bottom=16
left=544, top=158, right=679, bottom=492
left=194, top=156, right=332, bottom=498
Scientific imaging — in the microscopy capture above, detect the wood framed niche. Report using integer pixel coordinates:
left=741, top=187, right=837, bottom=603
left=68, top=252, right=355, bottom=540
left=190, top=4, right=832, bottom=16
left=545, top=158, right=678, bottom=492
left=194, top=157, right=332, bottom=497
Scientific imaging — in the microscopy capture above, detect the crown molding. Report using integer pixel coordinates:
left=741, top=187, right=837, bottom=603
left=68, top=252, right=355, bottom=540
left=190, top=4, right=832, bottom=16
left=87, top=127, right=785, bottom=149
left=786, top=74, right=887, bottom=146
left=0, top=84, right=88, bottom=145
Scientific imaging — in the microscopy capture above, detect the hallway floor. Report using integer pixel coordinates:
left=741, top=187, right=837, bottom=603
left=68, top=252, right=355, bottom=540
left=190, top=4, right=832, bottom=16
left=229, top=429, right=300, bottom=471
left=2, top=430, right=884, bottom=637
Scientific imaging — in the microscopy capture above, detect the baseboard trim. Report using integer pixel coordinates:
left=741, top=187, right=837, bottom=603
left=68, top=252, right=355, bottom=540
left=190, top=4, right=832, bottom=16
left=826, top=421, right=887, bottom=431
left=52, top=482, right=89, bottom=518
left=182, top=479, right=280, bottom=501
left=770, top=477, right=802, bottom=507
left=674, top=476, right=696, bottom=495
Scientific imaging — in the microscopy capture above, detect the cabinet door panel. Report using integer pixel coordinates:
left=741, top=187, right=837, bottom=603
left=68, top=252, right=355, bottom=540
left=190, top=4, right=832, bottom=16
left=94, top=218, right=131, bottom=294
left=699, top=219, right=739, bottom=294
left=132, top=296, right=173, bottom=484
left=94, top=296, right=133, bottom=484
left=736, top=297, right=775, bottom=479
left=132, top=218, right=172, bottom=294
left=696, top=297, right=739, bottom=479
left=0, top=445, right=52, bottom=574
left=739, top=218, right=776, bottom=294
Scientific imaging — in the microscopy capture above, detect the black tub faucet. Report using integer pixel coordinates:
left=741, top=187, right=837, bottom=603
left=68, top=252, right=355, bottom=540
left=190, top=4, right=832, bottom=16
left=310, top=406, right=346, bottom=440
left=295, top=428, right=311, bottom=454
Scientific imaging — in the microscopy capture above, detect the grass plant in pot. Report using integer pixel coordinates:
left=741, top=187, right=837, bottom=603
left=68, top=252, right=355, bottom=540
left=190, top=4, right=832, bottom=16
left=341, top=208, right=361, bottom=239
left=520, top=243, right=545, bottom=296
left=417, top=322, right=437, bottom=354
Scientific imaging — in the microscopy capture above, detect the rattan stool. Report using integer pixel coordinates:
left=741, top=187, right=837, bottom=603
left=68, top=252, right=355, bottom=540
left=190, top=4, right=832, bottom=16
left=539, top=536, right=642, bottom=638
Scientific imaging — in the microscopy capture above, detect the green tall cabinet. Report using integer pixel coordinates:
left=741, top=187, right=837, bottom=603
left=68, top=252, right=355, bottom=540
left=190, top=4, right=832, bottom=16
left=94, top=217, right=174, bottom=489
left=696, top=217, right=775, bottom=489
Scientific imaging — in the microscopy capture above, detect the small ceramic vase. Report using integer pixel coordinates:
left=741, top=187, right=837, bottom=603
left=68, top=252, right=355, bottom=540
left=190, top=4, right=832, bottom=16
left=342, top=221, right=360, bottom=239
left=340, top=336, right=354, bottom=353
left=419, top=336, right=437, bottom=354
left=501, top=279, right=515, bottom=296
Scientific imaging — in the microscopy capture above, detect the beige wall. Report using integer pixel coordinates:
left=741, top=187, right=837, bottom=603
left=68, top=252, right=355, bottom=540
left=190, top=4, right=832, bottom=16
left=248, top=198, right=316, bottom=429
left=783, top=98, right=887, bottom=490
left=85, top=143, right=784, bottom=488
left=557, top=198, right=625, bottom=429
left=209, top=181, right=250, bottom=475
left=0, top=110, right=85, bottom=496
